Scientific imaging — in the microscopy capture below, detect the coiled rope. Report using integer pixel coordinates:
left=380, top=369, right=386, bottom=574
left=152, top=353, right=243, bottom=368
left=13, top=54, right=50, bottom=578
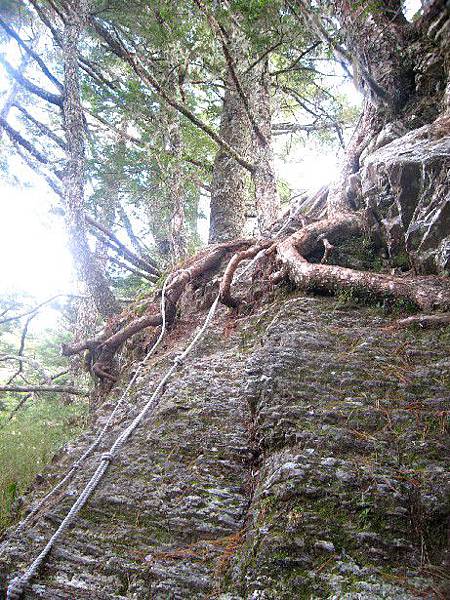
left=6, top=214, right=298, bottom=599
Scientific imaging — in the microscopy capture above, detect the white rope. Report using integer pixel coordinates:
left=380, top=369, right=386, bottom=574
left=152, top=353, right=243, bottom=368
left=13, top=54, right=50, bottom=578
left=5, top=277, right=170, bottom=599
left=6, top=275, right=221, bottom=599
left=6, top=209, right=302, bottom=598
left=4, top=276, right=170, bottom=543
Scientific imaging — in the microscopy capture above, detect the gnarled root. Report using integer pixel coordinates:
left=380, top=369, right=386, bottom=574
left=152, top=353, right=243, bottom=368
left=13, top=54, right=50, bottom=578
left=219, top=240, right=273, bottom=308
left=277, top=235, right=450, bottom=311
left=62, top=239, right=254, bottom=380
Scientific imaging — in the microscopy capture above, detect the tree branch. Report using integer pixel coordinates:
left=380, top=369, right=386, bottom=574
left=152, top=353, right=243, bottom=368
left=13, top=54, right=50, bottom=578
left=0, top=385, right=87, bottom=395
left=0, top=54, right=63, bottom=107
left=0, top=116, right=50, bottom=164
left=92, top=17, right=255, bottom=173
left=270, top=41, right=321, bottom=76
left=108, top=255, right=158, bottom=282
left=14, top=103, right=67, bottom=150
left=0, top=355, right=51, bottom=382
left=0, top=294, right=83, bottom=325
left=0, top=17, right=63, bottom=90
left=86, top=215, right=160, bottom=275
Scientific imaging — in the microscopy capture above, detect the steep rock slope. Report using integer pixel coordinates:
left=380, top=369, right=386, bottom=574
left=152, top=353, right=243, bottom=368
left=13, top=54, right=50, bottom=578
left=1, top=292, right=449, bottom=598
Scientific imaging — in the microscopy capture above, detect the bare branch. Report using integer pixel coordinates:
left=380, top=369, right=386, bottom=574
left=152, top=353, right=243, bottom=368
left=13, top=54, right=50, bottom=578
left=108, top=255, right=158, bottom=282
left=0, top=294, right=83, bottom=326
left=14, top=103, right=67, bottom=150
left=0, top=385, right=88, bottom=395
left=0, top=355, right=51, bottom=382
left=0, top=17, right=63, bottom=90
left=0, top=54, right=63, bottom=107
left=270, top=41, right=321, bottom=76
left=0, top=116, right=49, bottom=164
left=86, top=215, right=160, bottom=275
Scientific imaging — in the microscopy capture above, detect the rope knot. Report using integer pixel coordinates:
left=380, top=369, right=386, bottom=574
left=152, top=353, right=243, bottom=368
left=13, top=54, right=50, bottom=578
left=7, top=575, right=26, bottom=600
left=173, top=354, right=184, bottom=367
left=100, top=452, right=114, bottom=464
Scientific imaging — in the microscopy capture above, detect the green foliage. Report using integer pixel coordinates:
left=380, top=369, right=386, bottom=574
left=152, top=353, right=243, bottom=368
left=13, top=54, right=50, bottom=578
left=0, top=396, right=87, bottom=533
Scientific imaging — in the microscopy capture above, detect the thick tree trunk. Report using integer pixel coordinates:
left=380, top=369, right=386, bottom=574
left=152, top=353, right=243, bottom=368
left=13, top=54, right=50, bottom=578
left=325, top=0, right=449, bottom=273
left=250, top=59, right=280, bottom=232
left=209, top=19, right=280, bottom=242
left=165, top=111, right=187, bottom=261
left=209, top=85, right=251, bottom=243
left=62, top=0, right=119, bottom=318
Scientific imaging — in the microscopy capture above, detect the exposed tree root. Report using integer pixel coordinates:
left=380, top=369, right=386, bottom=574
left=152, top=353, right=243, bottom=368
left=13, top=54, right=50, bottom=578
left=62, top=239, right=254, bottom=381
left=62, top=213, right=450, bottom=383
left=277, top=235, right=450, bottom=311
left=286, top=212, right=363, bottom=259
left=219, top=240, right=273, bottom=308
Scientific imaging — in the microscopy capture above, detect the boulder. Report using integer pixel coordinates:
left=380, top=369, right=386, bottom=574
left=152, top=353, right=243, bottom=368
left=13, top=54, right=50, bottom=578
left=360, top=118, right=450, bottom=273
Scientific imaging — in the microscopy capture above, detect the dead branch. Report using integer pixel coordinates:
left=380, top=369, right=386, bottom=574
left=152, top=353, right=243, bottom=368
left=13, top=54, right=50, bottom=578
left=320, top=239, right=335, bottom=264
left=0, top=385, right=87, bottom=395
left=0, top=54, right=63, bottom=107
left=86, top=215, right=160, bottom=276
left=0, top=294, right=83, bottom=325
left=0, top=17, right=63, bottom=90
left=394, top=314, right=450, bottom=329
left=14, top=103, right=67, bottom=150
left=0, top=355, right=51, bottom=383
left=108, top=255, right=158, bottom=282
left=1, top=369, right=70, bottom=426
left=0, top=117, right=50, bottom=164
left=5, top=314, right=35, bottom=386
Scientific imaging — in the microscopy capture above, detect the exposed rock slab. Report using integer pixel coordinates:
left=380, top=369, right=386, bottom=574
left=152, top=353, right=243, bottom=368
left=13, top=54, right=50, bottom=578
left=0, top=293, right=449, bottom=598
left=360, top=118, right=450, bottom=274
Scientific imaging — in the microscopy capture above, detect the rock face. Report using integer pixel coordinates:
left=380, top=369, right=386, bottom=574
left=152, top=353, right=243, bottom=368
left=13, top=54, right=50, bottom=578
left=1, top=292, right=449, bottom=598
left=329, top=0, right=450, bottom=276
left=359, top=119, right=450, bottom=275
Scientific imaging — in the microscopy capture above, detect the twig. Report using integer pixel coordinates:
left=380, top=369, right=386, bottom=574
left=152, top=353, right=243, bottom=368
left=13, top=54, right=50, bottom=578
left=0, top=385, right=87, bottom=395
left=0, top=295, right=84, bottom=325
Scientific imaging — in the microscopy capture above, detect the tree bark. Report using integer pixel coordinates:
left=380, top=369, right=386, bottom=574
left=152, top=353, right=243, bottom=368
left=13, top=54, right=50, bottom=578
left=209, top=18, right=252, bottom=244
left=249, top=58, right=280, bottom=231
left=209, top=84, right=251, bottom=243
left=164, top=105, right=187, bottom=261
left=62, top=0, right=119, bottom=319
left=323, top=0, right=449, bottom=221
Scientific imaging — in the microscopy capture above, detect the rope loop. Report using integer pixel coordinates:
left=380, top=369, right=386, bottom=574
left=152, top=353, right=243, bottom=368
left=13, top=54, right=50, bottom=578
left=173, top=354, right=184, bottom=367
left=100, top=452, right=114, bottom=464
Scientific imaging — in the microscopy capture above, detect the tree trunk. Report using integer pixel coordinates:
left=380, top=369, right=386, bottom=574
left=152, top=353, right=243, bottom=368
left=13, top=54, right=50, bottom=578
left=249, top=58, right=280, bottom=232
left=165, top=110, right=187, bottom=261
left=209, top=83, right=251, bottom=243
left=325, top=0, right=450, bottom=273
left=62, top=0, right=119, bottom=318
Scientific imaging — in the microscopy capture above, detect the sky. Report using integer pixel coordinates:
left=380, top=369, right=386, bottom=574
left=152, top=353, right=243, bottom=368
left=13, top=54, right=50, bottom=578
left=0, top=0, right=421, bottom=315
